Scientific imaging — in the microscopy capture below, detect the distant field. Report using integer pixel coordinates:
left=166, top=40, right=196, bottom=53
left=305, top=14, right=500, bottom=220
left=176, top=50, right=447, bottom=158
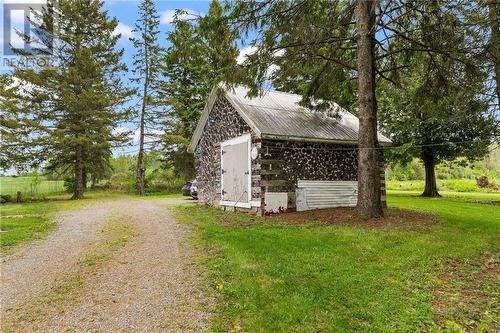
left=386, top=178, right=499, bottom=193
left=0, top=177, right=65, bottom=196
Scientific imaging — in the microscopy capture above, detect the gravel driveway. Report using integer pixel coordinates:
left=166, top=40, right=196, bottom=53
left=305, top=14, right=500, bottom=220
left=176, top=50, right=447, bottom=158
left=0, top=197, right=210, bottom=332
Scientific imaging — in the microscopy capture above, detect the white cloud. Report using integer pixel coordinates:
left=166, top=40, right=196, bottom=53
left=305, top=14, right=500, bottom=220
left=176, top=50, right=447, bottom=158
left=112, top=22, right=134, bottom=40
left=236, top=46, right=285, bottom=65
left=274, top=48, right=285, bottom=57
left=7, top=76, right=38, bottom=97
left=237, top=45, right=257, bottom=64
left=160, top=9, right=199, bottom=25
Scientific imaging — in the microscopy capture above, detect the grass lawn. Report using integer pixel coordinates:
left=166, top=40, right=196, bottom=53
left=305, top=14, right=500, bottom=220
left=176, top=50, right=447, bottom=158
left=175, top=192, right=499, bottom=332
left=1, top=199, right=80, bottom=253
left=386, top=179, right=499, bottom=193
left=388, top=190, right=500, bottom=204
left=0, top=176, right=65, bottom=196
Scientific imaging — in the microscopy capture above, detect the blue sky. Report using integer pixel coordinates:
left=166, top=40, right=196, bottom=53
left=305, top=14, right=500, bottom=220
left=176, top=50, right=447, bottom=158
left=1, top=0, right=254, bottom=76
left=104, top=0, right=214, bottom=155
left=1, top=1, right=218, bottom=70
left=102, top=1, right=253, bottom=154
left=104, top=0, right=211, bottom=79
left=1, top=0, right=255, bottom=157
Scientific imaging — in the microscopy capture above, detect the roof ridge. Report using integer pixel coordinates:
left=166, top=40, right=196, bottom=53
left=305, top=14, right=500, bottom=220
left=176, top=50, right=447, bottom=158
left=263, top=89, right=302, bottom=98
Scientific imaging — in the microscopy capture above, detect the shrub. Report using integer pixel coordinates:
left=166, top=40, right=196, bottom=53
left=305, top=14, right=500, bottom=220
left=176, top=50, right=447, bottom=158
left=1, top=194, right=12, bottom=203
left=476, top=176, right=490, bottom=188
left=63, top=177, right=75, bottom=193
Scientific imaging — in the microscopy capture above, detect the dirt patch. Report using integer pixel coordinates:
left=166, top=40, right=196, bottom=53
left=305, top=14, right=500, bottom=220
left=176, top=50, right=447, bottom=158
left=212, top=207, right=437, bottom=230
left=431, top=252, right=499, bottom=332
left=267, top=207, right=437, bottom=229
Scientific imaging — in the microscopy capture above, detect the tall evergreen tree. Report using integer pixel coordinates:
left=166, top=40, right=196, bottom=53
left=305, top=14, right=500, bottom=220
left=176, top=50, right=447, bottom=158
left=0, top=75, right=33, bottom=171
left=4, top=0, right=132, bottom=199
left=160, top=0, right=239, bottom=180
left=378, top=2, right=498, bottom=197
left=487, top=0, right=500, bottom=105
left=355, top=0, right=382, bottom=216
left=230, top=0, right=383, bottom=217
left=130, top=0, right=161, bottom=195
left=228, top=0, right=497, bottom=216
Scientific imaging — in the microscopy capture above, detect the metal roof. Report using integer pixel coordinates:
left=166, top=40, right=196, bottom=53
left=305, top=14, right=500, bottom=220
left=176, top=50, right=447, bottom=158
left=188, top=84, right=391, bottom=152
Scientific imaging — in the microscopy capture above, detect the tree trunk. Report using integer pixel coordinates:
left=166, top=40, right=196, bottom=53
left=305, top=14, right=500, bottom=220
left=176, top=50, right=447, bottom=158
left=72, top=146, right=84, bottom=199
left=488, top=0, right=500, bottom=104
left=136, top=76, right=147, bottom=196
left=136, top=23, right=149, bottom=196
left=421, top=152, right=440, bottom=197
left=82, top=165, right=87, bottom=190
left=136, top=77, right=147, bottom=196
left=136, top=116, right=146, bottom=196
left=355, top=0, right=383, bottom=218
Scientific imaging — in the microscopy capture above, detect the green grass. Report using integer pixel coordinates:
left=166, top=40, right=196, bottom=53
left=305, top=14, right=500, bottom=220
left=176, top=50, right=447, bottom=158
left=386, top=179, right=499, bottom=193
left=388, top=190, right=500, bottom=204
left=0, top=199, right=83, bottom=252
left=175, top=193, right=499, bottom=332
left=0, top=176, right=65, bottom=196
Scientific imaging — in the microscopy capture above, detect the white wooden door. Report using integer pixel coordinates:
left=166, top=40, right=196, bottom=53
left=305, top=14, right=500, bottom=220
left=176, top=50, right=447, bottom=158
left=221, top=135, right=250, bottom=204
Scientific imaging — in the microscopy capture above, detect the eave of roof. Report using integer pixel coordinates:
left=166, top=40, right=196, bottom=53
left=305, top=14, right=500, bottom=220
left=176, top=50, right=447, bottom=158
left=187, top=84, right=392, bottom=153
left=187, top=84, right=262, bottom=153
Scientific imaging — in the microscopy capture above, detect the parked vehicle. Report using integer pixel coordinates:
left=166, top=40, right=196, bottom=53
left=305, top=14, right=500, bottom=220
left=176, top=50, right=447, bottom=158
left=190, top=180, right=198, bottom=200
left=181, top=181, right=192, bottom=196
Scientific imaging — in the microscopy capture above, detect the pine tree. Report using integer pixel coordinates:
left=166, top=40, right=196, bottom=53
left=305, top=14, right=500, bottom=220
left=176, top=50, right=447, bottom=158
left=5, top=0, right=132, bottom=199
left=355, top=0, right=382, bottom=217
left=230, top=0, right=383, bottom=216
left=0, top=74, right=33, bottom=171
left=487, top=0, right=500, bottom=104
left=130, top=0, right=162, bottom=195
left=160, top=0, right=239, bottom=180
left=228, top=0, right=497, bottom=216
left=378, top=3, right=497, bottom=197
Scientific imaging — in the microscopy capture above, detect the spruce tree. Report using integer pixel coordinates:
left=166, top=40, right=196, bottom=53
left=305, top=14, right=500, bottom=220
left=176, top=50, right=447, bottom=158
left=228, top=0, right=497, bottom=216
left=5, top=0, right=132, bottom=199
left=378, top=2, right=498, bottom=197
left=0, top=74, right=33, bottom=171
left=130, top=0, right=161, bottom=195
left=355, top=1, right=382, bottom=216
left=160, top=0, right=239, bottom=180
left=486, top=0, right=500, bottom=104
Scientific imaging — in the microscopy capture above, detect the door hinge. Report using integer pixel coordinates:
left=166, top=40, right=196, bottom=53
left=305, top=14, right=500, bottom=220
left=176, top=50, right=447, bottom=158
left=221, top=190, right=226, bottom=195
left=244, top=171, right=249, bottom=175
left=221, top=169, right=226, bottom=174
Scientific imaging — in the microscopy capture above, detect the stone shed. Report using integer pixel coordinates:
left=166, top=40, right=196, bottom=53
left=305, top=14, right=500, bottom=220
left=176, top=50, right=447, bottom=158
left=187, top=84, right=391, bottom=215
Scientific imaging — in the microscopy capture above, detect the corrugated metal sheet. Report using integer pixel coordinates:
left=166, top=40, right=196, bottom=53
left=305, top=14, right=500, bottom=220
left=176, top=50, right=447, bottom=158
left=225, top=86, right=391, bottom=144
left=296, top=180, right=358, bottom=211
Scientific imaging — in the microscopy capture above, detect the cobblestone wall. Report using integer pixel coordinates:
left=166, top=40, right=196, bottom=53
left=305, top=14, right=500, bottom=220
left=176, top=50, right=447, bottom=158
left=193, top=97, right=253, bottom=205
